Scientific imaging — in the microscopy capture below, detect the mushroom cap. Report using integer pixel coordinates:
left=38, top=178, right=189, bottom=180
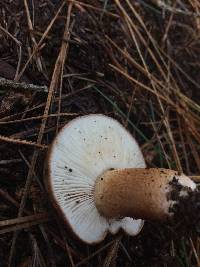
left=46, top=114, right=146, bottom=244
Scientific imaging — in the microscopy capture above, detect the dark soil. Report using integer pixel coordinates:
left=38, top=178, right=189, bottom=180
left=169, top=177, right=200, bottom=237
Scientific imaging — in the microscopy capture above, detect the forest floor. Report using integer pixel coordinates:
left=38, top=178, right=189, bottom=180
left=0, top=1, right=200, bottom=266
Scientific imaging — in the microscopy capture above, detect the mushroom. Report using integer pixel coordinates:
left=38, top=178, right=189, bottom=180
left=45, top=114, right=196, bottom=244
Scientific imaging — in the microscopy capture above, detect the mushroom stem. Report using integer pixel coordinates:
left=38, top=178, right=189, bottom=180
left=94, top=168, right=196, bottom=221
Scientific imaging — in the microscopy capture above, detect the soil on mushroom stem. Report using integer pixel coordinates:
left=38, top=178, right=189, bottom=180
left=168, top=178, right=200, bottom=237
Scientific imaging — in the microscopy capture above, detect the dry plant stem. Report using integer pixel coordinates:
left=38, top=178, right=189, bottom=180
left=0, top=77, right=48, bottom=93
left=16, top=1, right=66, bottom=81
left=0, top=213, right=48, bottom=228
left=102, top=235, right=122, bottom=267
left=8, top=3, right=68, bottom=265
left=56, top=1, right=73, bottom=133
left=19, top=151, right=56, bottom=267
left=121, top=1, right=181, bottom=171
left=0, top=26, right=22, bottom=79
left=29, top=233, right=47, bottom=267
left=76, top=239, right=118, bottom=267
left=0, top=218, right=49, bottom=235
left=0, top=85, right=90, bottom=123
left=154, top=0, right=200, bottom=17
left=189, top=237, right=200, bottom=266
left=95, top=168, right=180, bottom=220
left=23, top=0, right=43, bottom=73
left=0, top=135, right=48, bottom=149
left=0, top=189, right=30, bottom=215
left=66, top=0, right=119, bottom=18
left=111, top=1, right=200, bottom=145
left=0, top=159, right=22, bottom=164
left=0, top=113, right=78, bottom=125
left=0, top=188, right=78, bottom=259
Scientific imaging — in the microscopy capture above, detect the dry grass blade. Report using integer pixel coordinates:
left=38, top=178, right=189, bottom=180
left=0, top=218, right=49, bottom=235
left=0, top=113, right=79, bottom=125
left=0, top=188, right=78, bottom=261
left=102, top=235, right=122, bottom=267
left=76, top=240, right=118, bottom=267
left=0, top=213, right=49, bottom=228
left=0, top=159, right=22, bottom=164
left=154, top=0, right=200, bottom=17
left=29, top=233, right=47, bottom=267
left=0, top=25, right=22, bottom=79
left=52, top=3, right=77, bottom=266
left=109, top=64, right=173, bottom=105
left=0, top=135, right=48, bottom=149
left=66, top=0, right=119, bottom=18
left=16, top=1, right=66, bottom=81
left=189, top=238, right=200, bottom=266
left=117, top=0, right=182, bottom=171
left=56, top=0, right=73, bottom=133
left=8, top=2, right=69, bottom=265
left=0, top=189, right=30, bottom=215
left=23, top=0, right=43, bottom=73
